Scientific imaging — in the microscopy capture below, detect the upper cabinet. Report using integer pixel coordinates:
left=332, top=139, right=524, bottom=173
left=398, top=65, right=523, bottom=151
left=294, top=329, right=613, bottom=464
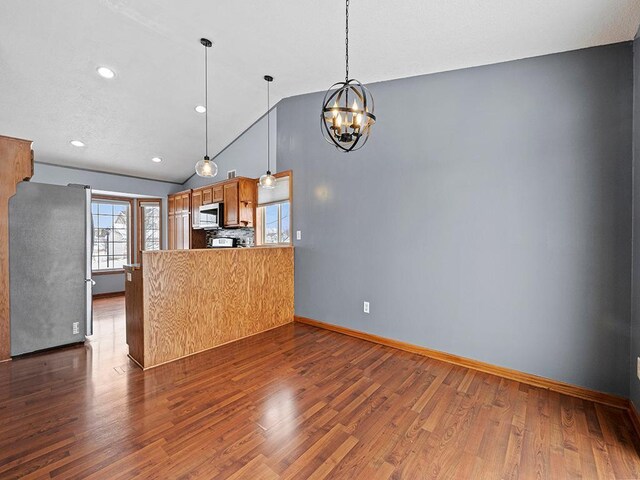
left=223, top=183, right=239, bottom=226
left=191, top=188, right=202, bottom=229
left=212, top=185, right=224, bottom=203
left=167, top=190, right=191, bottom=250
left=223, top=178, right=255, bottom=228
left=170, top=177, right=256, bottom=250
left=191, top=177, right=255, bottom=229
left=202, top=187, right=212, bottom=205
left=195, top=185, right=224, bottom=207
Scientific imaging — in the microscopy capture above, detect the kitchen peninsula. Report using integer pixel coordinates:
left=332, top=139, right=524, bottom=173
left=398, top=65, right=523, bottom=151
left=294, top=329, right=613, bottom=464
left=124, top=246, right=294, bottom=369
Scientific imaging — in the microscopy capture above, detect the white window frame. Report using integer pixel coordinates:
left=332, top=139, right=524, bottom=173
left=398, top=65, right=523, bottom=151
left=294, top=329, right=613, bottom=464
left=91, top=197, right=132, bottom=274
left=260, top=201, right=291, bottom=245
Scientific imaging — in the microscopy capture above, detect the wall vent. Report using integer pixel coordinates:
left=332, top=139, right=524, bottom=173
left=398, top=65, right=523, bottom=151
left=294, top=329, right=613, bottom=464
left=227, top=170, right=237, bottom=179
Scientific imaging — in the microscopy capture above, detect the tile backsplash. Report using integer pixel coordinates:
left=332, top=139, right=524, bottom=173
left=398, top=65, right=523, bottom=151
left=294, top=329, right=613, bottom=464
left=206, top=228, right=255, bottom=247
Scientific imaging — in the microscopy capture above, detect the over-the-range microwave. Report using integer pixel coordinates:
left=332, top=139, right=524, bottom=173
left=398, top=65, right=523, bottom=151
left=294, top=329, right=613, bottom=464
left=195, top=203, right=222, bottom=229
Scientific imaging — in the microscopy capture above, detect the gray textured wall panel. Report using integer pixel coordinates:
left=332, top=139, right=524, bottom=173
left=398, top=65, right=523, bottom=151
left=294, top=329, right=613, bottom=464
left=279, top=43, right=633, bottom=396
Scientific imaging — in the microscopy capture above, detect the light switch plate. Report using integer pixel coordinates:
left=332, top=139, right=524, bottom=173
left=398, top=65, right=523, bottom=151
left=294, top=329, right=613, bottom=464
left=637, top=357, right=640, bottom=380
left=363, top=301, right=370, bottom=314
left=127, top=272, right=132, bottom=282
left=296, top=230, right=301, bottom=240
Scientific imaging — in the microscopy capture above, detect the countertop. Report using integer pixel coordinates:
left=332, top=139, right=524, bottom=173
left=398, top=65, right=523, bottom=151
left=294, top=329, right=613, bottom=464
left=145, top=245, right=293, bottom=254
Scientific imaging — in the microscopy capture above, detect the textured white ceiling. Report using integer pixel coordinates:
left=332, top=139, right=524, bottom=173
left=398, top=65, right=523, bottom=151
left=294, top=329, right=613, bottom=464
left=1, top=0, right=639, bottom=183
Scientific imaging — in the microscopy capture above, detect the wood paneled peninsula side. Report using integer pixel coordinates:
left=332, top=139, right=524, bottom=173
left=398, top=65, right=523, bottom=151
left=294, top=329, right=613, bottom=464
left=124, top=246, right=294, bottom=369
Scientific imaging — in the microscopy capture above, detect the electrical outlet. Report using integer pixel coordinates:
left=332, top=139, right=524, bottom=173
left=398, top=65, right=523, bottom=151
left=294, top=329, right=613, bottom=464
left=72, top=322, right=79, bottom=335
left=363, top=301, right=370, bottom=314
left=296, top=230, right=302, bottom=240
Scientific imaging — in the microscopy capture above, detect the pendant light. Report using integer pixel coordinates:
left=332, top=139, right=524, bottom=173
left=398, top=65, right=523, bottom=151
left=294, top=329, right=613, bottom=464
left=259, top=75, right=276, bottom=189
left=195, top=38, right=218, bottom=178
left=320, top=0, right=376, bottom=153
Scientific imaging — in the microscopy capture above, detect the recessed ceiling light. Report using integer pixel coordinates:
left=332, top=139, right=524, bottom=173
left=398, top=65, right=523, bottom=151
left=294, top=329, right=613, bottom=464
left=195, top=105, right=206, bottom=113
left=96, top=66, right=115, bottom=79
left=70, top=140, right=85, bottom=147
left=151, top=157, right=162, bottom=163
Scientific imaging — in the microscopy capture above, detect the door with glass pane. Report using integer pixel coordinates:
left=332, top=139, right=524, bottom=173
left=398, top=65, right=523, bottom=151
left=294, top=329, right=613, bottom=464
left=138, top=199, right=162, bottom=260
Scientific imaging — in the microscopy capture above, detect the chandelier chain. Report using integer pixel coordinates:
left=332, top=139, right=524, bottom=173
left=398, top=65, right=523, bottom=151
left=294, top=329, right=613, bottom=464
left=345, top=0, right=349, bottom=82
left=267, top=79, right=270, bottom=172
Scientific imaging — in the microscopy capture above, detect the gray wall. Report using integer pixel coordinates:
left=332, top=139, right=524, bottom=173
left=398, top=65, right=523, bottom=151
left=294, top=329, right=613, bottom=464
left=32, top=162, right=178, bottom=294
left=182, top=109, right=277, bottom=189
left=279, top=43, right=633, bottom=396
left=631, top=31, right=640, bottom=408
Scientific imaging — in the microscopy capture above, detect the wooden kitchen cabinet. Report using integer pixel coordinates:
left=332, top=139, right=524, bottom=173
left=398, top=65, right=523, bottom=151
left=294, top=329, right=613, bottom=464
left=175, top=178, right=255, bottom=238
left=223, top=183, right=239, bottom=226
left=168, top=190, right=206, bottom=250
left=191, top=189, right=202, bottom=228
left=202, top=186, right=212, bottom=205
left=223, top=178, right=255, bottom=228
left=212, top=185, right=223, bottom=203
left=0, top=135, right=34, bottom=361
left=167, top=213, right=175, bottom=250
left=197, top=185, right=222, bottom=206
left=168, top=190, right=191, bottom=250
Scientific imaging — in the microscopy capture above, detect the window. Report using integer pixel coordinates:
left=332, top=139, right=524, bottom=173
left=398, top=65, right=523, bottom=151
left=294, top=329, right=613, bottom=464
left=260, top=201, right=290, bottom=244
left=91, top=199, right=130, bottom=272
left=138, top=200, right=162, bottom=258
left=256, top=172, right=292, bottom=246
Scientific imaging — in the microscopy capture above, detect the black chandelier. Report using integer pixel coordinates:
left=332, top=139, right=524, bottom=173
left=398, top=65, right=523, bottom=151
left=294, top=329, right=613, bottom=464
left=321, top=0, right=376, bottom=153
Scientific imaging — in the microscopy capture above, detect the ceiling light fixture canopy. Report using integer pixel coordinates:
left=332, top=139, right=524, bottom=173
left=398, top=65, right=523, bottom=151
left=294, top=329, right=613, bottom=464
left=70, top=140, right=85, bottom=147
left=259, top=75, right=276, bottom=190
left=321, top=0, right=376, bottom=153
left=195, top=38, right=218, bottom=178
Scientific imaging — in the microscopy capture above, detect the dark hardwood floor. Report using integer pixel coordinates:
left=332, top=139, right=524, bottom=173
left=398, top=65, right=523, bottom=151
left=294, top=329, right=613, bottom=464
left=0, top=296, right=639, bottom=479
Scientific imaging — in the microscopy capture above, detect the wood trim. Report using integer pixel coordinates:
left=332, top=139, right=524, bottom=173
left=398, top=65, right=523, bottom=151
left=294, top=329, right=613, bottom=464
left=91, top=194, right=135, bottom=203
left=92, top=269, right=125, bottom=276
left=0, top=135, right=33, bottom=361
left=294, top=315, right=629, bottom=410
left=628, top=400, right=640, bottom=439
left=127, top=353, right=144, bottom=370
left=92, top=291, right=125, bottom=300
left=124, top=264, right=144, bottom=366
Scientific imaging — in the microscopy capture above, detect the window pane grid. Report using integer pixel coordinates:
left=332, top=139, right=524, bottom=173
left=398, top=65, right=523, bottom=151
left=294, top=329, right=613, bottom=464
left=259, top=200, right=291, bottom=245
left=141, top=204, right=161, bottom=252
left=92, top=200, right=130, bottom=271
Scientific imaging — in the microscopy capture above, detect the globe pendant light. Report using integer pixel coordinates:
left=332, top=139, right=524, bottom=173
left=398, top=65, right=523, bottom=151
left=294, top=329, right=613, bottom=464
left=259, top=75, right=276, bottom=189
left=321, top=0, right=376, bottom=153
left=195, top=38, right=218, bottom=178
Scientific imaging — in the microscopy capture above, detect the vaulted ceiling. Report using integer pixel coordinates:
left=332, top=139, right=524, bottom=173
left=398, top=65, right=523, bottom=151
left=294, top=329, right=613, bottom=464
left=1, top=0, right=639, bottom=182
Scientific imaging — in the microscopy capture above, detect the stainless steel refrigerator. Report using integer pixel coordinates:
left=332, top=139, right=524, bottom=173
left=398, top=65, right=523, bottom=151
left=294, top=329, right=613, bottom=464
left=9, top=182, right=93, bottom=356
